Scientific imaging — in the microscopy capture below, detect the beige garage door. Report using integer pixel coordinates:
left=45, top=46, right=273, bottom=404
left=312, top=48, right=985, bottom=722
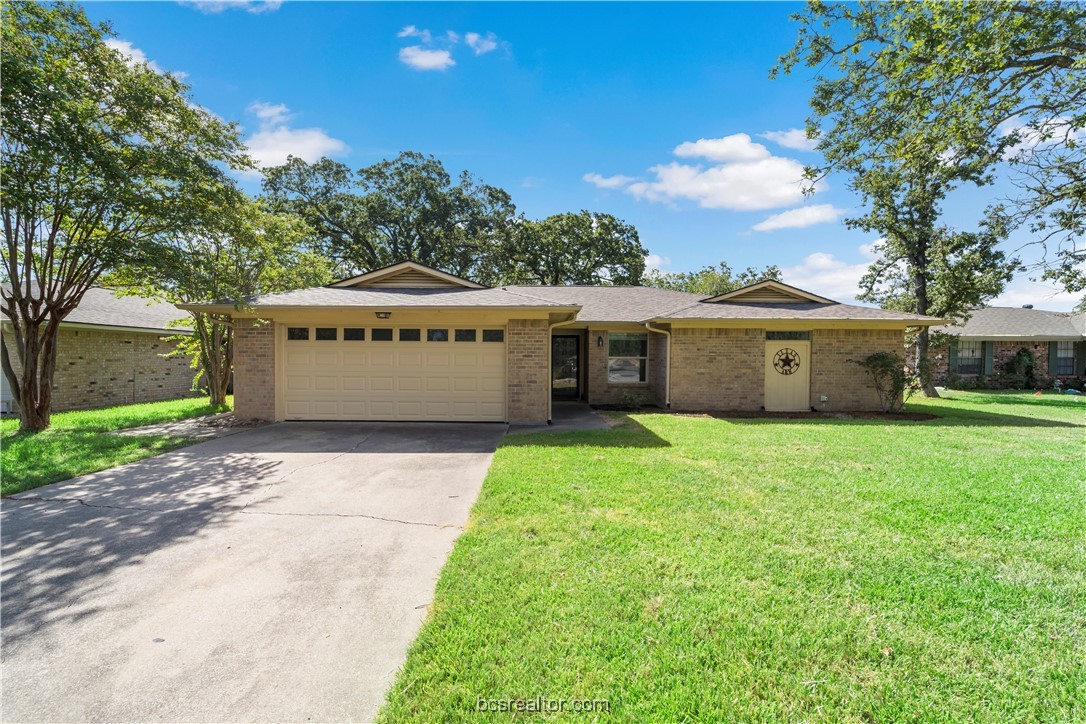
left=282, top=325, right=506, bottom=421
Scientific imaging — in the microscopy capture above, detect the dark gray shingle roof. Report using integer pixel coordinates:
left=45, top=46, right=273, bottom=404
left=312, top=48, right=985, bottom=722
left=932, top=307, right=1085, bottom=339
left=2, top=286, right=190, bottom=333
left=658, top=301, right=937, bottom=322
left=505, top=285, right=705, bottom=322
left=188, top=286, right=577, bottom=310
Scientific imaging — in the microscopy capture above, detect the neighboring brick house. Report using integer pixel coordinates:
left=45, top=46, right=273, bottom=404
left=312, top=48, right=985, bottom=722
left=930, top=306, right=1086, bottom=388
left=184, top=261, right=940, bottom=424
left=1, top=287, right=198, bottom=413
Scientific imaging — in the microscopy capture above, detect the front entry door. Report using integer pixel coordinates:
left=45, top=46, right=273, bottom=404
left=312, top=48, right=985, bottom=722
left=764, top=340, right=810, bottom=411
left=552, top=335, right=580, bottom=400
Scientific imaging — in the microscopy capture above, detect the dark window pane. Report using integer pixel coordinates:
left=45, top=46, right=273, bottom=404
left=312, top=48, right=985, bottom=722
left=399, top=328, right=421, bottom=342
left=482, top=329, right=504, bottom=343
left=608, top=332, right=647, bottom=357
left=427, top=328, right=449, bottom=342
left=287, top=327, right=309, bottom=341
left=372, top=328, right=393, bottom=341
left=766, top=331, right=810, bottom=341
left=344, top=328, right=365, bottom=341
left=315, top=327, right=337, bottom=341
left=455, top=329, right=477, bottom=342
left=607, top=358, right=647, bottom=383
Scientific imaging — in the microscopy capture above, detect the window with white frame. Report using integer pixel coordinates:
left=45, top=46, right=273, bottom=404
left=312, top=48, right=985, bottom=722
left=1055, top=341, right=1075, bottom=375
left=957, top=340, right=982, bottom=375
left=607, top=332, right=648, bottom=383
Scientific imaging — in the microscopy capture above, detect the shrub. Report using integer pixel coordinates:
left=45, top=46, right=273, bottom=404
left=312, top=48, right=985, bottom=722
left=850, top=351, right=915, bottom=413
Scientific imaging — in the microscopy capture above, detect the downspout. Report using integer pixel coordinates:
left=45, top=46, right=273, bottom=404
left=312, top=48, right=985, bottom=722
left=547, top=315, right=579, bottom=423
left=644, top=321, right=671, bottom=409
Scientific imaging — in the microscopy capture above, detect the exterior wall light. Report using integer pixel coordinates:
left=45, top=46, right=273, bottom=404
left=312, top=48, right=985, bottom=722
left=375, top=311, right=391, bottom=319
left=597, top=335, right=604, bottom=348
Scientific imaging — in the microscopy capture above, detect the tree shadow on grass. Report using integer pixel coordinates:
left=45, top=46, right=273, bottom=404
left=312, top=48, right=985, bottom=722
left=500, top=415, right=671, bottom=449
left=1, top=447, right=282, bottom=651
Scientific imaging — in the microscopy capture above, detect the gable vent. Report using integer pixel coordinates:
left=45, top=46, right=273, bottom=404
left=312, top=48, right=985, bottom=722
left=360, top=269, right=464, bottom=288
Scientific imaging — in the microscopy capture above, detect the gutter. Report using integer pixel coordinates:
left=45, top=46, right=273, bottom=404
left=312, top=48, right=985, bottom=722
left=644, top=322, right=671, bottom=408
left=547, top=314, right=580, bottom=423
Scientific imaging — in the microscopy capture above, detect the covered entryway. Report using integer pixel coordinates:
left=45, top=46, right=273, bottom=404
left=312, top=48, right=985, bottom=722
left=764, top=338, right=810, bottom=411
left=282, top=325, right=506, bottom=421
left=551, top=334, right=580, bottom=401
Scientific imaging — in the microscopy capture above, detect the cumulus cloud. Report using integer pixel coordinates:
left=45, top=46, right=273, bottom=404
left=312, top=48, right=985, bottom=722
left=989, top=278, right=1080, bottom=312
left=673, top=133, right=770, bottom=163
left=397, top=25, right=432, bottom=43
left=779, top=244, right=882, bottom=303
left=588, top=132, right=818, bottom=211
left=465, top=31, right=500, bottom=55
left=759, top=128, right=819, bottom=151
left=181, top=0, right=282, bottom=13
left=399, top=46, right=455, bottom=71
left=645, top=254, right=671, bottom=271
left=752, top=204, right=845, bottom=232
left=243, top=102, right=347, bottom=169
left=583, top=172, right=637, bottom=189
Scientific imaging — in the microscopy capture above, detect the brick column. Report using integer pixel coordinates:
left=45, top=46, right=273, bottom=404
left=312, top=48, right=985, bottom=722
left=234, top=319, right=276, bottom=421
left=506, top=319, right=549, bottom=424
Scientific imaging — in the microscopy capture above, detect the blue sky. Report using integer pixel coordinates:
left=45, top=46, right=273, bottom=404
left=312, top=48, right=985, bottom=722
left=87, top=1, right=1077, bottom=310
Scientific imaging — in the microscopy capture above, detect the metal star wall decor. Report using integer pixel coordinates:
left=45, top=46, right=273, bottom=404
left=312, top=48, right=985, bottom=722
left=773, top=348, right=800, bottom=375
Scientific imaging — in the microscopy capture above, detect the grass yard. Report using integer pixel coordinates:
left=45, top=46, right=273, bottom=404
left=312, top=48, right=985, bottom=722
left=1, top=396, right=231, bottom=496
left=380, top=392, right=1085, bottom=722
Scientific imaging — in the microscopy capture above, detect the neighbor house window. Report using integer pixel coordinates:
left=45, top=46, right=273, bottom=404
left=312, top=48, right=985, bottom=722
left=957, top=340, right=982, bottom=375
left=315, top=327, right=337, bottom=341
left=372, top=328, right=393, bottom=341
left=343, top=328, right=365, bottom=341
left=608, top=332, right=648, bottom=384
left=455, top=329, right=477, bottom=342
left=287, top=327, right=309, bottom=341
left=399, top=328, right=421, bottom=342
left=482, top=329, right=504, bottom=343
left=1055, top=341, right=1075, bottom=375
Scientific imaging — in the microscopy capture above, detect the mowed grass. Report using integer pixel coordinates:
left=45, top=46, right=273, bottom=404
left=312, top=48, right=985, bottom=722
left=381, top=392, right=1085, bottom=722
left=1, top=396, right=231, bottom=496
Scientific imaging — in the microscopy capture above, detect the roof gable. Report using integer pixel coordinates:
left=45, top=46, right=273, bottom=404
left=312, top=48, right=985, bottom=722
left=704, top=280, right=836, bottom=304
left=329, top=261, right=485, bottom=289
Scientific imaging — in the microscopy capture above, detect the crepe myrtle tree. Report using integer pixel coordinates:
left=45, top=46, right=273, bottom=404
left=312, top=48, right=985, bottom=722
left=0, top=2, right=248, bottom=431
left=108, top=199, right=334, bottom=406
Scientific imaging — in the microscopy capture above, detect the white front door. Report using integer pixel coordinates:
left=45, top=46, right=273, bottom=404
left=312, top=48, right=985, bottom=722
left=281, top=324, right=506, bottom=421
left=764, top=340, right=810, bottom=411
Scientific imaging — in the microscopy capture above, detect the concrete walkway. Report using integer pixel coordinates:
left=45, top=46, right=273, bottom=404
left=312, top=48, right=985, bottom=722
left=1, top=422, right=506, bottom=723
left=508, top=401, right=611, bottom=435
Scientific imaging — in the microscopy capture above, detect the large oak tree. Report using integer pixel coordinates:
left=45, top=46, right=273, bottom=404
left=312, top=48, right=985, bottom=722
left=1, top=2, right=247, bottom=431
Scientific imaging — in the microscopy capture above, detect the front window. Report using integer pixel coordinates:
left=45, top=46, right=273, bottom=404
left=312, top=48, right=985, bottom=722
left=957, top=340, right=982, bottom=375
left=608, top=332, right=648, bottom=384
left=1056, top=341, right=1075, bottom=375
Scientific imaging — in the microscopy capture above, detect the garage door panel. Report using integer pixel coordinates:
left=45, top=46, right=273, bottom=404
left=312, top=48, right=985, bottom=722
left=283, top=325, right=506, bottom=421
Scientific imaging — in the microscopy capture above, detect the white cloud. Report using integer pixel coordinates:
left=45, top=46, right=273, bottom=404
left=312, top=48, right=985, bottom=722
left=399, top=46, right=455, bottom=71
left=752, top=204, right=845, bottom=232
left=243, top=102, right=347, bottom=169
left=645, top=254, right=671, bottom=272
left=182, top=0, right=282, bottom=13
left=626, top=156, right=811, bottom=211
left=583, top=172, right=636, bottom=189
left=397, top=25, right=432, bottom=43
left=465, top=31, right=500, bottom=55
left=105, top=39, right=190, bottom=81
left=673, top=133, right=770, bottom=163
left=989, top=278, right=1080, bottom=312
left=760, top=129, right=819, bottom=151
left=780, top=245, right=880, bottom=304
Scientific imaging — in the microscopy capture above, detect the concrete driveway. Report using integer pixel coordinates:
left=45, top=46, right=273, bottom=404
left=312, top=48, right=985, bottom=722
left=1, top=422, right=507, bottom=723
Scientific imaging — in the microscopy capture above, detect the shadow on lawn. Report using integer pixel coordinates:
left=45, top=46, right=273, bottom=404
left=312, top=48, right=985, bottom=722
left=501, top=415, right=671, bottom=449
left=708, top=407, right=1080, bottom=429
left=0, top=447, right=282, bottom=650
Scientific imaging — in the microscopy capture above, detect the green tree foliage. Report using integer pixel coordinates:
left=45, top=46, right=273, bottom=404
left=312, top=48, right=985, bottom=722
left=262, top=152, right=516, bottom=279
left=775, top=0, right=1085, bottom=290
left=495, top=212, right=647, bottom=285
left=108, top=200, right=334, bottom=405
left=644, top=263, right=781, bottom=296
left=1, top=2, right=247, bottom=431
left=850, top=351, right=915, bottom=413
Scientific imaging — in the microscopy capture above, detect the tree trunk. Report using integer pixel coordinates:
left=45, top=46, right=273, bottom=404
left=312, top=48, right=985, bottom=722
left=912, top=266, right=940, bottom=398
left=12, top=319, right=60, bottom=432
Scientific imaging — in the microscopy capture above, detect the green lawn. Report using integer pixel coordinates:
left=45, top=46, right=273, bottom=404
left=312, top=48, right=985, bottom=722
left=380, top=391, right=1085, bottom=722
left=1, top=396, right=231, bottom=496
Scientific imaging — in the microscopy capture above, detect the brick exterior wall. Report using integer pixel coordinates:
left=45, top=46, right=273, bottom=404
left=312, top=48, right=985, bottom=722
left=1, top=327, right=196, bottom=412
left=585, top=329, right=667, bottom=407
left=670, top=328, right=765, bottom=411
left=809, top=329, right=903, bottom=411
left=233, top=319, right=276, bottom=421
left=506, top=319, right=549, bottom=423
left=931, top=339, right=1080, bottom=386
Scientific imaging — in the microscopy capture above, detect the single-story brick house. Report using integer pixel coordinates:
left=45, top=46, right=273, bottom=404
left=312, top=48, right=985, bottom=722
left=1, top=287, right=197, bottom=413
left=182, top=261, right=939, bottom=424
left=930, top=305, right=1086, bottom=386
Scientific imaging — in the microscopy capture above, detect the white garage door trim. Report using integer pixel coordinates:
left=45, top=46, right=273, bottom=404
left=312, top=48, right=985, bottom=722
left=279, top=324, right=506, bottom=422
